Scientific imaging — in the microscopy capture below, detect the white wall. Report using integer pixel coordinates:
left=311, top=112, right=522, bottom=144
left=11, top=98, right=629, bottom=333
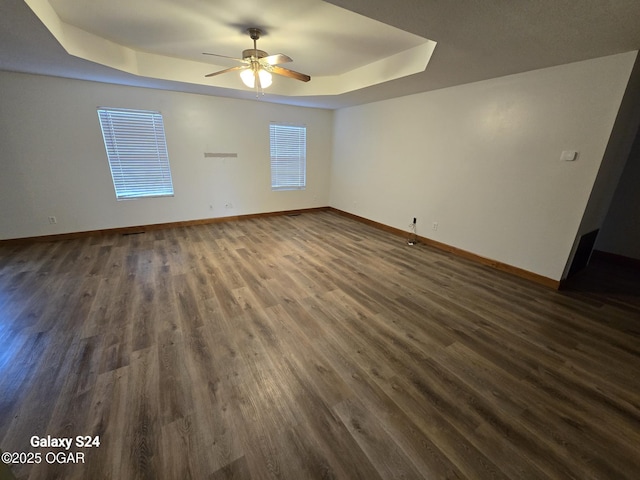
left=2, top=53, right=638, bottom=281
left=0, top=72, right=333, bottom=240
left=330, top=52, right=637, bottom=280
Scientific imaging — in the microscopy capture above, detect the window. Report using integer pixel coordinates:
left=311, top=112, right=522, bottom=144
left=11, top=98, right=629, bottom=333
left=97, top=108, right=174, bottom=200
left=270, top=123, right=306, bottom=191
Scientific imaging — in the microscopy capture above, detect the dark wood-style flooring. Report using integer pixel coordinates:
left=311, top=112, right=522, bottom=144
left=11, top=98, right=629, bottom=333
left=1, top=211, right=639, bottom=479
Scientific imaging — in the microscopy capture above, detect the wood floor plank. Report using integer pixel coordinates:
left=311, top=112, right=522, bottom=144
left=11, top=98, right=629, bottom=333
left=0, top=211, right=639, bottom=479
left=297, top=294, right=493, bottom=479
left=332, top=397, right=427, bottom=480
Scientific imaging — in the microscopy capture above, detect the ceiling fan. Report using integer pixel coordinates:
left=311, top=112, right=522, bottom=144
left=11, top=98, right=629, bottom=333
left=203, top=28, right=311, bottom=93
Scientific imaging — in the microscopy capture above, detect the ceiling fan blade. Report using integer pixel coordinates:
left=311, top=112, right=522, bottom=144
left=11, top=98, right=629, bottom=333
left=262, top=53, right=292, bottom=65
left=205, top=65, right=248, bottom=78
left=202, top=52, right=248, bottom=64
left=271, top=65, right=311, bottom=82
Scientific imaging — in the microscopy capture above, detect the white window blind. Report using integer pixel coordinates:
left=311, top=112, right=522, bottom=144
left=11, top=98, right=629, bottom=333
left=270, top=123, right=306, bottom=191
left=97, top=108, right=174, bottom=200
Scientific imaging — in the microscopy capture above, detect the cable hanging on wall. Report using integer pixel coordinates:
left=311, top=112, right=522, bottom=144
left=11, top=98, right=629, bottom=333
left=408, top=218, right=417, bottom=245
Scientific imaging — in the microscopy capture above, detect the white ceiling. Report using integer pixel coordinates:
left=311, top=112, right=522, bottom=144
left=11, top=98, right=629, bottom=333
left=47, top=0, right=428, bottom=76
left=28, top=0, right=435, bottom=99
left=2, top=0, right=640, bottom=109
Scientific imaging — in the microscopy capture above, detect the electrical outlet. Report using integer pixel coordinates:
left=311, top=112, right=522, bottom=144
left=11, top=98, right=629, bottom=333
left=48, top=216, right=57, bottom=224
left=432, top=222, right=438, bottom=231
left=413, top=217, right=417, bottom=224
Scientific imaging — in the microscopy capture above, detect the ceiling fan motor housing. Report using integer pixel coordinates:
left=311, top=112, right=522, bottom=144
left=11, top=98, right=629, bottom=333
left=243, top=49, right=268, bottom=60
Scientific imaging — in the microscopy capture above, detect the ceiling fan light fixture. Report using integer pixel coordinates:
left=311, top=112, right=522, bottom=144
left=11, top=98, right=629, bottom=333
left=259, top=69, right=273, bottom=88
left=240, top=68, right=272, bottom=89
left=240, top=68, right=254, bottom=88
